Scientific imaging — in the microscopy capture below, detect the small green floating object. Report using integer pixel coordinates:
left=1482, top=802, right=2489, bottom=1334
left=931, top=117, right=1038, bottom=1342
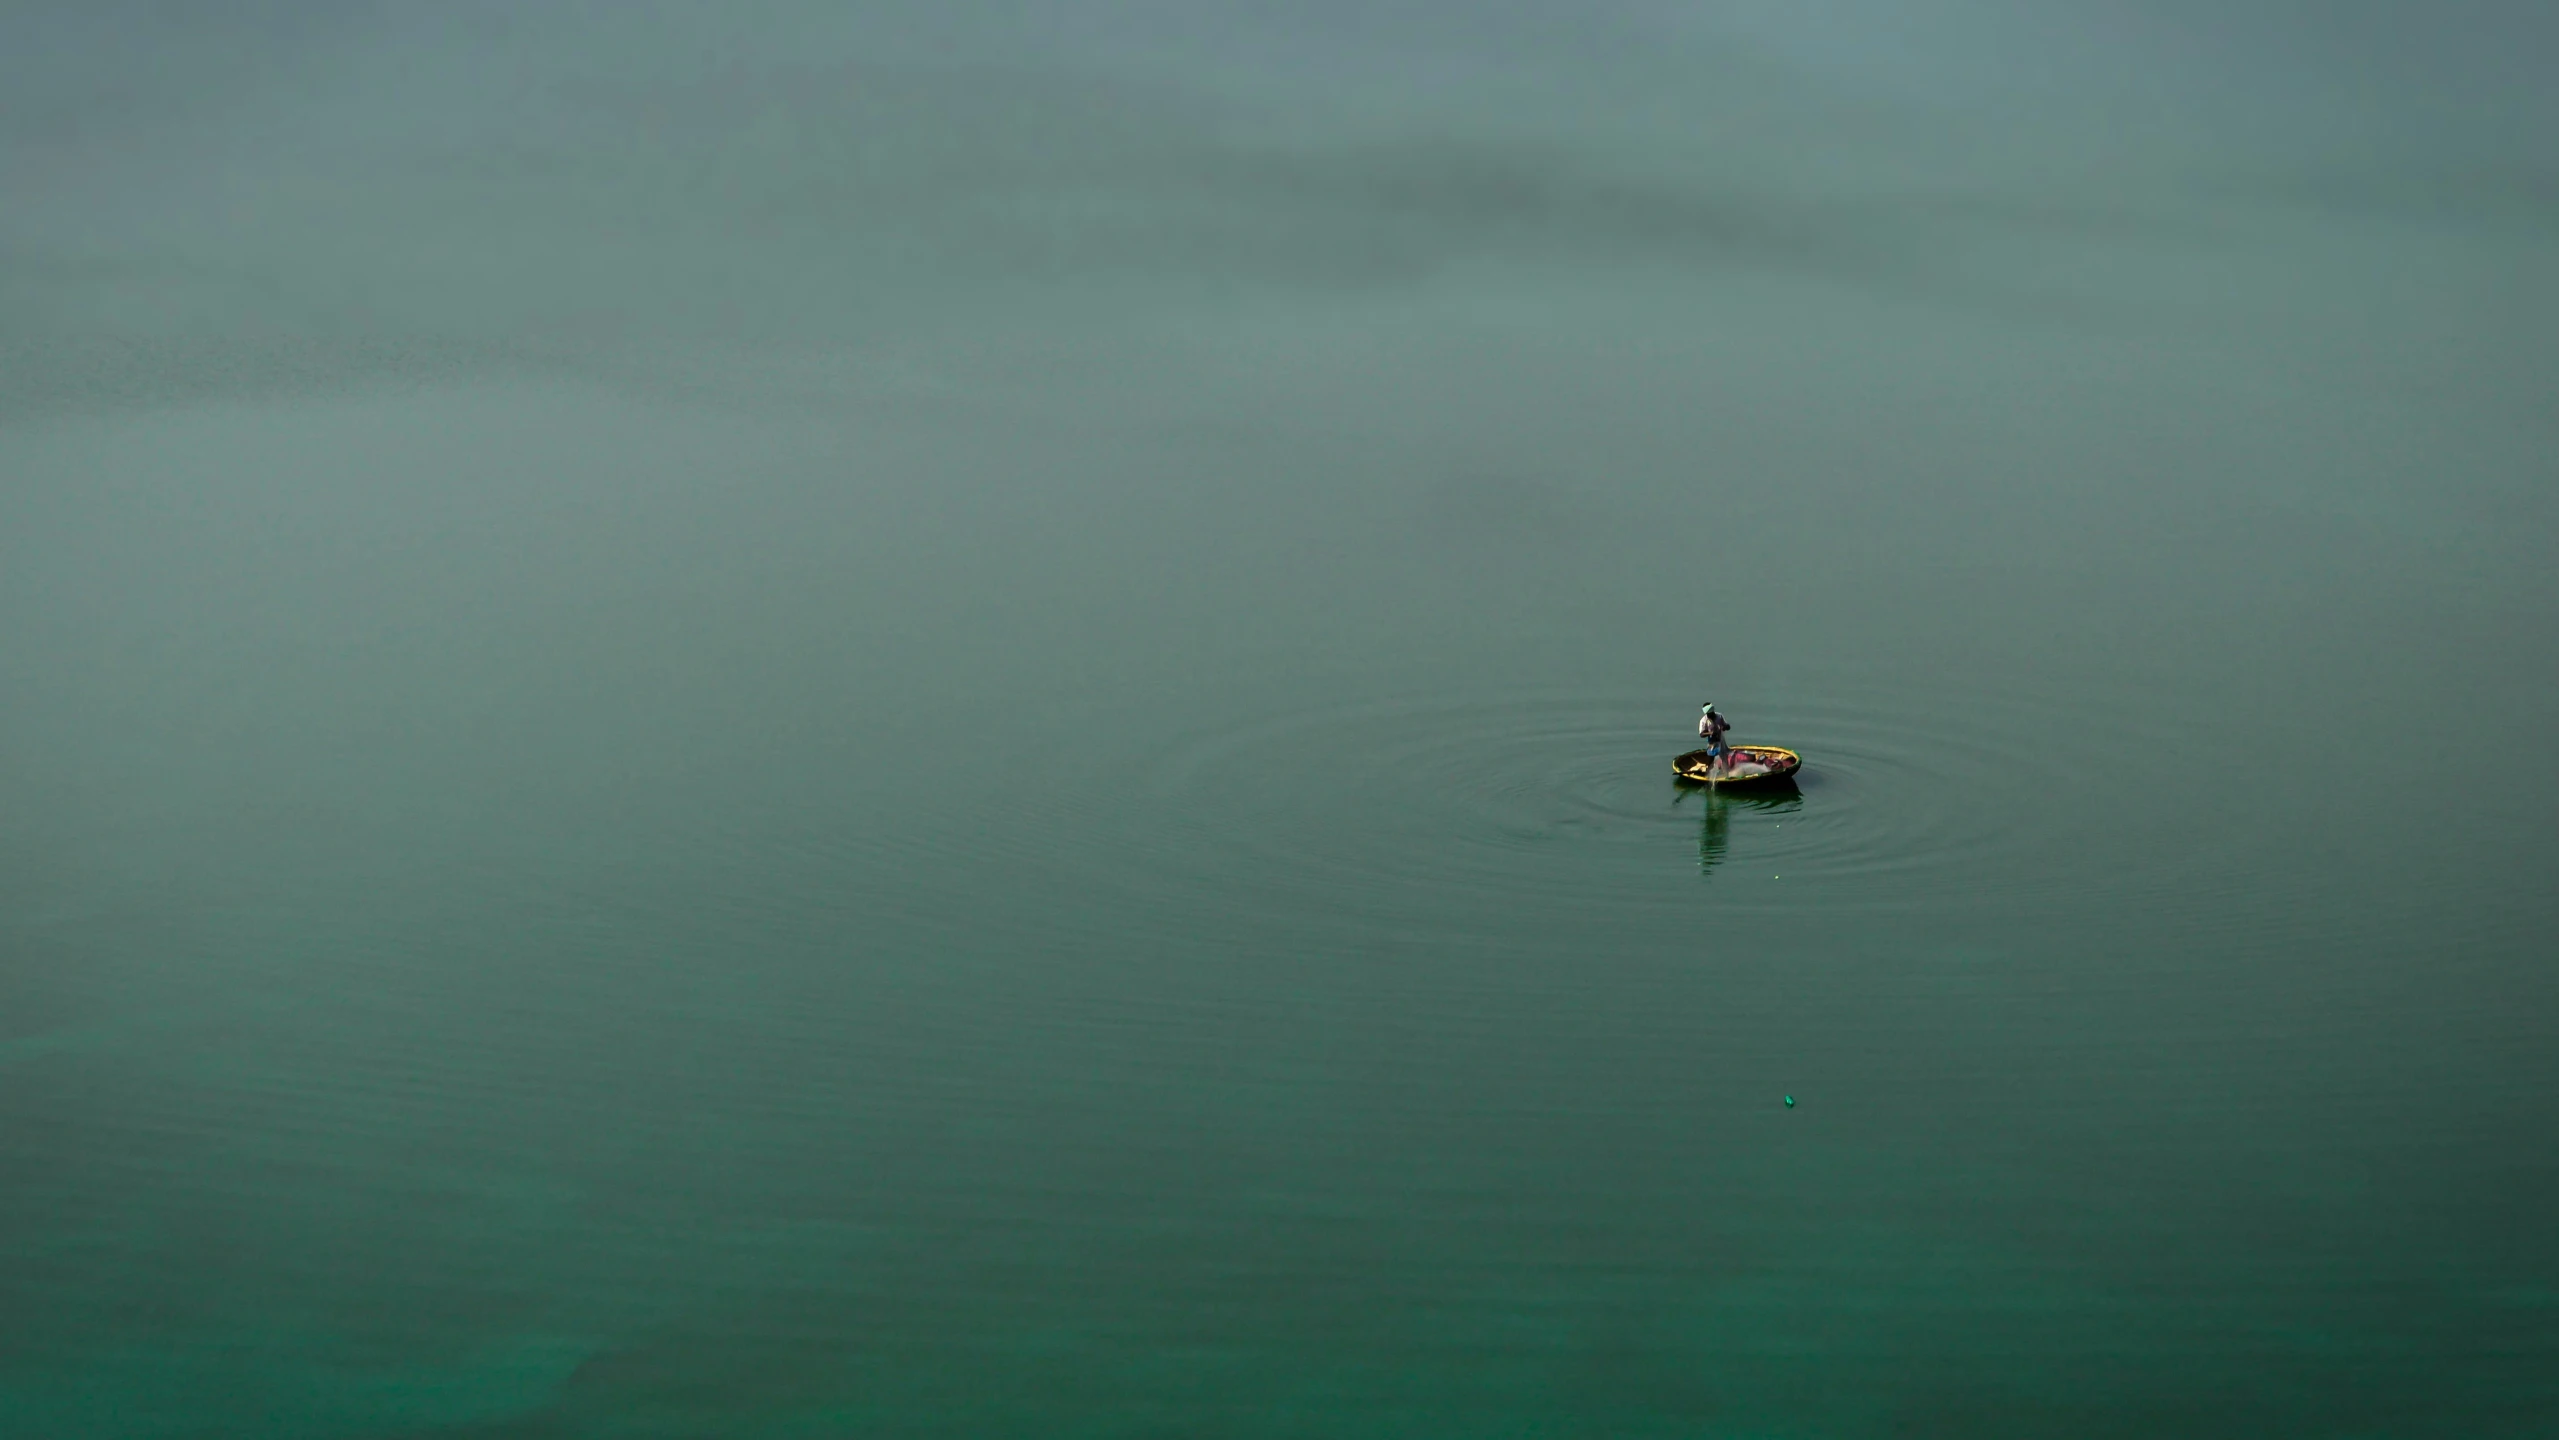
left=1783, top=1095, right=1795, bottom=1108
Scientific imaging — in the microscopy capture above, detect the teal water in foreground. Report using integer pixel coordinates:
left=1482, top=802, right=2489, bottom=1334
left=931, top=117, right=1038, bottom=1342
left=5, top=5, right=2557, bottom=1435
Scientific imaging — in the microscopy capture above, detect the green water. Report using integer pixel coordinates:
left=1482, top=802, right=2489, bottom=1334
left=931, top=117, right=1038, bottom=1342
left=6, top=5, right=2557, bottom=1435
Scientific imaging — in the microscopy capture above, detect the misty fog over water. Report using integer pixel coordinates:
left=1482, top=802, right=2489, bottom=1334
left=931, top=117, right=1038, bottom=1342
left=5, top=3, right=2556, bottom=1435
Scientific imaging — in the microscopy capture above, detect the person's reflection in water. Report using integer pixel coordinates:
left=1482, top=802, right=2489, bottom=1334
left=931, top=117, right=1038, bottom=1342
left=1677, top=788, right=1803, bottom=880
left=1697, top=790, right=1731, bottom=876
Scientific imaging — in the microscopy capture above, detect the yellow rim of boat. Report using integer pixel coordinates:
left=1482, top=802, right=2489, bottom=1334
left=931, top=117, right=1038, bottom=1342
left=1672, top=746, right=1802, bottom=783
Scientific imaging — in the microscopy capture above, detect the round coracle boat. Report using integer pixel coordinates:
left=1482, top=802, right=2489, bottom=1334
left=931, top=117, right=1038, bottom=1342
left=1673, top=745, right=1803, bottom=788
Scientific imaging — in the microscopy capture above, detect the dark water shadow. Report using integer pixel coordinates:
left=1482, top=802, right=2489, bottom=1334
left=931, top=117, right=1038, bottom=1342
left=1673, top=781, right=1803, bottom=879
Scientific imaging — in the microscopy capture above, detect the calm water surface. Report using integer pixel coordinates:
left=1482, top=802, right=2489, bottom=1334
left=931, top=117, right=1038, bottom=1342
left=5, top=4, right=2556, bottom=1435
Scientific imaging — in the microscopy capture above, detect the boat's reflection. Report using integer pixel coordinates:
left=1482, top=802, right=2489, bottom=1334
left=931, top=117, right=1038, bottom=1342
left=1674, top=781, right=1802, bottom=878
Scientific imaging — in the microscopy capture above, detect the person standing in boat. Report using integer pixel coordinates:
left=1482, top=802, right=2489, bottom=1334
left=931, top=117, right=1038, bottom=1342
left=1697, top=703, right=1733, bottom=778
